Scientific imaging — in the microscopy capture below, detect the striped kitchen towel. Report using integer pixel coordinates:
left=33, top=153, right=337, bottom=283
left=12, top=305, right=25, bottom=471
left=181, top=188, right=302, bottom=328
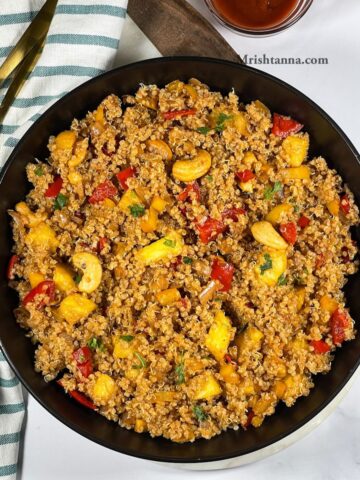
left=0, top=1, right=128, bottom=478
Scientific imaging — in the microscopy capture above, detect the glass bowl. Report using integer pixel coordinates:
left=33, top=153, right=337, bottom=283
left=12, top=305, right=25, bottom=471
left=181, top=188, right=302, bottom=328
left=204, top=0, right=313, bottom=36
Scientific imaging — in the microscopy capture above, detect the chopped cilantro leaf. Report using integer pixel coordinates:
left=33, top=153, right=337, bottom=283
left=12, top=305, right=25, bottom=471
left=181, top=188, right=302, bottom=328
left=277, top=273, right=287, bottom=286
left=197, top=127, right=210, bottom=135
left=264, top=181, right=283, bottom=200
left=129, top=204, right=145, bottom=218
left=34, top=165, right=44, bottom=176
left=175, top=360, right=185, bottom=385
left=164, top=239, right=176, bottom=248
left=120, top=335, right=134, bottom=343
left=87, top=337, right=105, bottom=351
left=215, top=113, right=233, bottom=133
left=132, top=352, right=147, bottom=369
left=205, top=175, right=213, bottom=181
left=74, top=273, right=83, bottom=284
left=260, top=253, right=272, bottom=274
left=183, top=256, right=193, bottom=264
left=54, top=193, right=68, bottom=210
left=193, top=405, right=208, bottom=422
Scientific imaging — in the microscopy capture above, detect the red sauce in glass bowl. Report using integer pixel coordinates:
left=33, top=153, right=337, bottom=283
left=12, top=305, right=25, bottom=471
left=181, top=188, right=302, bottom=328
left=211, top=0, right=299, bottom=29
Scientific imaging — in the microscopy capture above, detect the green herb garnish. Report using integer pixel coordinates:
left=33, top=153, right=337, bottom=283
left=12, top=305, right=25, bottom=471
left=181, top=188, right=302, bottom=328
left=120, top=335, right=134, bottom=343
left=87, top=337, right=105, bottom=351
left=197, top=127, right=210, bottom=135
left=260, top=253, right=272, bottom=274
left=164, top=239, right=176, bottom=248
left=264, top=181, right=283, bottom=200
left=74, top=273, right=83, bottom=284
left=215, top=112, right=233, bottom=132
left=193, top=405, right=208, bottom=423
left=175, top=360, right=185, bottom=385
left=129, top=204, right=145, bottom=218
left=34, top=165, right=44, bottom=176
left=54, top=193, right=68, bottom=210
left=205, top=175, right=213, bottom=182
left=132, top=352, right=147, bottom=369
left=293, top=205, right=300, bottom=213
left=277, top=273, right=287, bottom=286
left=183, top=256, right=193, bottom=265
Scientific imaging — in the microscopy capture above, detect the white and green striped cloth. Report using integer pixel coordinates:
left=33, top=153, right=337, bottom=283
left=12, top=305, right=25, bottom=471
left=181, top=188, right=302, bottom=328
left=0, top=1, right=128, bottom=478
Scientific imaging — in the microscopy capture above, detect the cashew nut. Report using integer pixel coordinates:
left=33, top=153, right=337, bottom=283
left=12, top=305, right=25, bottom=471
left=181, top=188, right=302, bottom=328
left=72, top=252, right=102, bottom=293
left=172, top=149, right=211, bottom=182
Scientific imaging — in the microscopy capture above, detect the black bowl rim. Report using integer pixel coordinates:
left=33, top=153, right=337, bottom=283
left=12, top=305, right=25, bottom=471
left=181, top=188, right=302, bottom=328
left=1, top=56, right=360, bottom=463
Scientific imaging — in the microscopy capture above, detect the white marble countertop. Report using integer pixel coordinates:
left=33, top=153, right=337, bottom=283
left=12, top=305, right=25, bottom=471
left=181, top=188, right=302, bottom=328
left=20, top=0, right=360, bottom=478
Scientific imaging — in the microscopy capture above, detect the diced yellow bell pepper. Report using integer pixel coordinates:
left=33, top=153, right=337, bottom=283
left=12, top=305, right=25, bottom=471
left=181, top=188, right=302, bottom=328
left=251, top=416, right=264, bottom=428
left=93, top=373, right=116, bottom=402
left=118, top=189, right=143, bottom=214
left=266, top=204, right=293, bottom=225
left=190, top=373, right=222, bottom=400
left=57, top=293, right=96, bottom=325
left=156, top=288, right=181, bottom=306
left=134, top=419, right=146, bottom=433
left=205, top=310, right=233, bottom=361
left=94, top=105, right=105, bottom=124
left=254, top=100, right=270, bottom=116
left=152, top=391, right=179, bottom=403
left=256, top=249, right=287, bottom=286
left=53, top=264, right=76, bottom=293
left=295, top=287, right=306, bottom=312
left=253, top=394, right=276, bottom=415
left=243, top=151, right=257, bottom=165
left=251, top=221, right=288, bottom=250
left=113, top=336, right=134, bottom=359
left=274, top=381, right=287, bottom=399
left=236, top=326, right=264, bottom=354
left=281, top=135, right=309, bottom=167
left=72, top=252, right=102, bottom=293
left=102, top=198, right=116, bottom=208
left=140, top=207, right=158, bottom=233
left=68, top=170, right=82, bottom=185
left=327, top=199, right=340, bottom=216
left=281, top=165, right=311, bottom=181
left=55, top=130, right=76, bottom=150
left=25, top=222, right=59, bottom=252
left=319, top=295, right=338, bottom=314
left=136, top=231, right=184, bottom=265
left=28, top=272, right=45, bottom=288
left=151, top=196, right=167, bottom=213
left=219, top=363, right=240, bottom=384
left=232, top=112, right=249, bottom=136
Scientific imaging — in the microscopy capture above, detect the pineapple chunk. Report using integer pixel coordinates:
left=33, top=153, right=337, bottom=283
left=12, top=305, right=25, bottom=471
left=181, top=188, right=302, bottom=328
left=25, top=222, right=59, bottom=252
left=256, top=249, right=287, bottom=286
left=205, top=310, right=233, bottom=361
left=28, top=272, right=45, bottom=288
left=219, top=363, right=240, bottom=384
left=266, top=204, right=293, bottom=225
left=118, top=189, right=143, bottom=214
left=236, top=326, right=264, bottom=354
left=93, top=373, right=116, bottom=402
left=140, top=207, right=158, bottom=233
left=151, top=196, right=167, bottom=213
left=113, top=336, right=134, bottom=359
left=135, top=231, right=184, bottom=265
left=57, top=293, right=96, bottom=325
left=281, top=165, right=311, bottom=181
left=281, top=135, right=309, bottom=167
left=190, top=373, right=222, bottom=400
left=72, top=252, right=102, bottom=293
left=53, top=264, right=75, bottom=293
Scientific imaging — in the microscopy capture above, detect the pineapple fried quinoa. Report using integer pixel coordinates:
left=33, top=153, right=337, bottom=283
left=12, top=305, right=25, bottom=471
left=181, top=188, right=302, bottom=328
left=7, top=79, right=359, bottom=443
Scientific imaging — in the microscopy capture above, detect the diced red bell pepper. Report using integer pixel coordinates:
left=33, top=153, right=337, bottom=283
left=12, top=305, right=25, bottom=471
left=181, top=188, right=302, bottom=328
left=340, top=194, right=350, bottom=215
left=88, top=179, right=117, bottom=204
left=224, top=354, right=237, bottom=365
left=244, top=409, right=255, bottom=429
left=73, top=346, right=93, bottom=378
left=45, top=176, right=63, bottom=198
left=330, top=308, right=349, bottom=345
left=97, top=237, right=108, bottom=253
left=57, top=380, right=96, bottom=409
left=211, top=257, right=234, bottom=292
left=163, top=109, right=196, bottom=120
left=271, top=113, right=303, bottom=138
left=22, top=280, right=55, bottom=308
left=196, top=217, right=226, bottom=244
left=279, top=222, right=297, bottom=245
left=310, top=340, right=330, bottom=354
left=7, top=254, right=19, bottom=280
left=297, top=215, right=310, bottom=228
left=116, top=167, right=136, bottom=190
left=178, top=181, right=201, bottom=202
left=235, top=169, right=255, bottom=183
left=222, top=207, right=246, bottom=222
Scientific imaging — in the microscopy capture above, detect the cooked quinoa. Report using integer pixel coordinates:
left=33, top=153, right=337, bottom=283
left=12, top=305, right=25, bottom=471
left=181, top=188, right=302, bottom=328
left=8, top=79, right=359, bottom=442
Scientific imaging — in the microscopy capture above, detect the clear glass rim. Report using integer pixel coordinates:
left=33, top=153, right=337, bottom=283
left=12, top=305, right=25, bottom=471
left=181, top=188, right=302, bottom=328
left=204, top=0, right=314, bottom=37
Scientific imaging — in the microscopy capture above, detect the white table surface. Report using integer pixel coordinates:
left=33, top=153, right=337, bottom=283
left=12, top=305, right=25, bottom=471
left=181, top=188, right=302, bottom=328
left=21, top=0, right=360, bottom=478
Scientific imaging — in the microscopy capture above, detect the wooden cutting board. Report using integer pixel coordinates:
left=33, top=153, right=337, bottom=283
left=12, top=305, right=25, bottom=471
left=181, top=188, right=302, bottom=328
left=128, top=0, right=242, bottom=63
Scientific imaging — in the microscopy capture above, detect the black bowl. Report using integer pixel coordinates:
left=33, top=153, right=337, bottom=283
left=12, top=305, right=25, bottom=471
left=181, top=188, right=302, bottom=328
left=1, top=57, right=360, bottom=464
